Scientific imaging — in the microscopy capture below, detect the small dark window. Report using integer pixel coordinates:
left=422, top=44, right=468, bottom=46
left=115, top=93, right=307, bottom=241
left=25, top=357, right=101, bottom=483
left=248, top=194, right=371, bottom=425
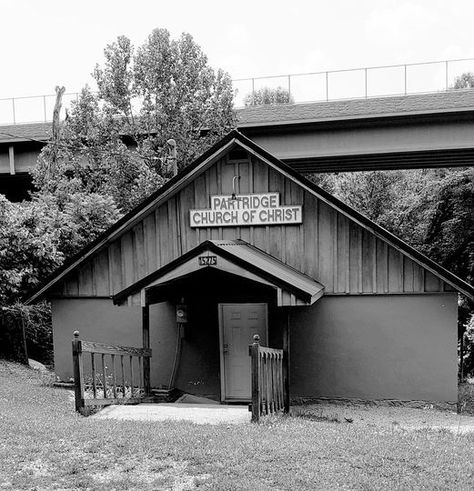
left=228, top=147, right=248, bottom=161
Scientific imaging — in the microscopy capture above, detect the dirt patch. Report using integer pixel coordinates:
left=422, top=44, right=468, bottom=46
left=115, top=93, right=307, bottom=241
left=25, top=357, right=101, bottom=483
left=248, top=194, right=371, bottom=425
left=90, top=458, right=211, bottom=490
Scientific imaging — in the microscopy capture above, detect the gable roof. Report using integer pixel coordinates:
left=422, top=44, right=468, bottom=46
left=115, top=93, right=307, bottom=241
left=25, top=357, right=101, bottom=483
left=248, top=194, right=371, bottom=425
left=25, top=129, right=474, bottom=303
left=114, top=239, right=325, bottom=307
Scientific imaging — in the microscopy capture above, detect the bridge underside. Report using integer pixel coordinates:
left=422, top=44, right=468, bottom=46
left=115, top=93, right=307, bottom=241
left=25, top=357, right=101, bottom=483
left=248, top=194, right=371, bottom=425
left=238, top=92, right=474, bottom=173
left=241, top=114, right=474, bottom=173
left=285, top=148, right=474, bottom=173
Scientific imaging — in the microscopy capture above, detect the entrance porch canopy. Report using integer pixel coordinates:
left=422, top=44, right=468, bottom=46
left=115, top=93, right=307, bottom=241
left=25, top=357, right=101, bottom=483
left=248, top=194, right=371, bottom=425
left=113, top=240, right=324, bottom=307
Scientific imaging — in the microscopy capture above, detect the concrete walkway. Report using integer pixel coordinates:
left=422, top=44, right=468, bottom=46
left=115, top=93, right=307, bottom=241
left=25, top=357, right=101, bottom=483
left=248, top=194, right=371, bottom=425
left=92, top=403, right=251, bottom=425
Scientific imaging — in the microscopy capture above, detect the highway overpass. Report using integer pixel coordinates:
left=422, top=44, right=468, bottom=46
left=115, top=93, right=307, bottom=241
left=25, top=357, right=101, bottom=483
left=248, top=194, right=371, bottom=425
left=1, top=89, right=474, bottom=200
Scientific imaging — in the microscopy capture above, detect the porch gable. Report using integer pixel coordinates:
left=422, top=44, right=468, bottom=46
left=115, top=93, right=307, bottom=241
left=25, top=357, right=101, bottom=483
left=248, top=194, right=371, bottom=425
left=113, top=239, right=325, bottom=307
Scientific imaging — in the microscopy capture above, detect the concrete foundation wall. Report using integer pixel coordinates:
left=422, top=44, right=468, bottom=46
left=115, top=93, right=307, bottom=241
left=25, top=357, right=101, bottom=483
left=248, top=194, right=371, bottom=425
left=290, top=293, right=458, bottom=402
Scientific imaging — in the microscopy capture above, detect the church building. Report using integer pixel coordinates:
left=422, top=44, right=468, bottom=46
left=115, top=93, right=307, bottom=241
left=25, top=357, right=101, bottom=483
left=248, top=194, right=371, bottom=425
left=27, top=130, right=474, bottom=405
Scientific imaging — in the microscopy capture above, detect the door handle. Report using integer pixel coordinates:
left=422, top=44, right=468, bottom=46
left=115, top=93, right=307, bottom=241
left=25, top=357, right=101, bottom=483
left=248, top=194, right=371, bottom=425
left=223, top=343, right=229, bottom=354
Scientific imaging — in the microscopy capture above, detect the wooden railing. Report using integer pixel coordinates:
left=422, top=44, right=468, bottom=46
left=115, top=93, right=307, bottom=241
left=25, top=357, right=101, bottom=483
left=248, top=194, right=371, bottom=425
left=249, top=334, right=288, bottom=423
left=72, top=331, right=151, bottom=413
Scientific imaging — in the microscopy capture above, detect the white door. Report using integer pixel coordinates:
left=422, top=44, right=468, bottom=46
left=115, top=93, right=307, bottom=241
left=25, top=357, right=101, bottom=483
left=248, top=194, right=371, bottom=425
left=219, top=303, right=267, bottom=401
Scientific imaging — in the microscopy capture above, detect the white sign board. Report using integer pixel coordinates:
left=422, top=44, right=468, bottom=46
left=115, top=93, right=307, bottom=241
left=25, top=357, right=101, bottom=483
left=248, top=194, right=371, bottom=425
left=190, top=193, right=302, bottom=228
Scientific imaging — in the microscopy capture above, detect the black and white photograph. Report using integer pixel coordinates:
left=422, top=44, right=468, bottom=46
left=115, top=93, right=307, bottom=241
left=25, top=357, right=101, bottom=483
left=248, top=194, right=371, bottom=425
left=1, top=1, right=474, bottom=489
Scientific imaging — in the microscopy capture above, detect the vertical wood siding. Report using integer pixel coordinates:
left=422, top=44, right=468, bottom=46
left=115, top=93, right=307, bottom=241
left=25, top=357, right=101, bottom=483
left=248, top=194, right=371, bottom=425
left=59, top=153, right=448, bottom=298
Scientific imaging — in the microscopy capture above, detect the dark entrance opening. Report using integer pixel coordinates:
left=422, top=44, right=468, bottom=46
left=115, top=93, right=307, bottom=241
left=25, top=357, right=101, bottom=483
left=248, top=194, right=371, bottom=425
left=146, top=268, right=279, bottom=402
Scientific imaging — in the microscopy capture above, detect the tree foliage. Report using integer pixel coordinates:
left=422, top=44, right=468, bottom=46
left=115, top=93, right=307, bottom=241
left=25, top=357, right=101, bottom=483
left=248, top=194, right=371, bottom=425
left=0, top=302, right=52, bottom=365
left=0, top=192, right=119, bottom=304
left=32, top=87, right=163, bottom=212
left=244, top=86, right=294, bottom=106
left=0, top=196, right=62, bottom=304
left=33, top=29, right=235, bottom=214
left=462, top=313, right=474, bottom=377
left=453, top=72, right=474, bottom=89
left=93, top=29, right=235, bottom=172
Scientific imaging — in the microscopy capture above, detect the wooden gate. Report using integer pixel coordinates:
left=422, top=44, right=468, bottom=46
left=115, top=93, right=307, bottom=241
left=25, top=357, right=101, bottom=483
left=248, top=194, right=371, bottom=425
left=249, top=334, right=289, bottom=422
left=72, top=331, right=151, bottom=413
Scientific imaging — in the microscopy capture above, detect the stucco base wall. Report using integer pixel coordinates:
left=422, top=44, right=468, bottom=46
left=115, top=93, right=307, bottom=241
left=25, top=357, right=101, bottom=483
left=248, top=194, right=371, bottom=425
left=290, top=294, right=458, bottom=402
left=51, top=293, right=266, bottom=401
left=52, top=299, right=177, bottom=388
left=52, top=293, right=458, bottom=403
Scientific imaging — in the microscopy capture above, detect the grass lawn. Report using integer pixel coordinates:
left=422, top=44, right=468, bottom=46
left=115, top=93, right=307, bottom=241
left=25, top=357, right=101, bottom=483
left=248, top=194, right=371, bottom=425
left=1, top=361, right=474, bottom=490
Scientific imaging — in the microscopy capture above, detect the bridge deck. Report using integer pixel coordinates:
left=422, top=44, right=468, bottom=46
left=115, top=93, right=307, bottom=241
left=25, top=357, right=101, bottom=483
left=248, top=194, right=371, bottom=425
left=1, top=90, right=474, bottom=178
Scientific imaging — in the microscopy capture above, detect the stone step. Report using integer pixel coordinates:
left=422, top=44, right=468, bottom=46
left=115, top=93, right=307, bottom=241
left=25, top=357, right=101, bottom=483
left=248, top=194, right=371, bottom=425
left=150, top=387, right=181, bottom=403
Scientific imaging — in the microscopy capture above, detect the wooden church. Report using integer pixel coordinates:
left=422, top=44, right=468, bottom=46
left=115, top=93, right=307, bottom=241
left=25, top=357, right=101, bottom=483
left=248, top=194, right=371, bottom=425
left=27, top=130, right=474, bottom=405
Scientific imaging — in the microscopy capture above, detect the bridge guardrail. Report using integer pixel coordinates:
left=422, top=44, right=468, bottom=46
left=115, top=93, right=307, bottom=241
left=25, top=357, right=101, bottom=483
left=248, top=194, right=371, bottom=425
left=2, top=57, right=474, bottom=125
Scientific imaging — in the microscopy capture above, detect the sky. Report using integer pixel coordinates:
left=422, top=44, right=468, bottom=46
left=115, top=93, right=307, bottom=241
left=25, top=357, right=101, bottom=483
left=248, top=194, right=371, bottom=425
left=1, top=0, right=474, bottom=115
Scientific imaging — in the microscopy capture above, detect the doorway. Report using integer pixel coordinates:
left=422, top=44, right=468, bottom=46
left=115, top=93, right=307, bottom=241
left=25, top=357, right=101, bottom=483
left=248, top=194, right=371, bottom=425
left=218, top=303, right=268, bottom=401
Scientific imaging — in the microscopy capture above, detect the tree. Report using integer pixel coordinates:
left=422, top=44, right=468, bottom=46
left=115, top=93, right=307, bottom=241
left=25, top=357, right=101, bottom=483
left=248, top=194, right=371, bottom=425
left=453, top=72, right=474, bottom=89
left=244, top=86, right=294, bottom=106
left=0, top=192, right=119, bottom=304
left=34, top=28, right=236, bottom=215
left=93, top=29, right=235, bottom=172
left=316, top=171, right=401, bottom=223
left=0, top=196, right=62, bottom=304
left=33, top=86, right=164, bottom=212
left=462, top=313, right=474, bottom=378
left=422, top=169, right=474, bottom=283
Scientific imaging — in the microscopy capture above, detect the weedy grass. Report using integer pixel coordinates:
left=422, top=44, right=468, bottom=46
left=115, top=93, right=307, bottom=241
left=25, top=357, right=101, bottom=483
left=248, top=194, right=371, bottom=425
left=292, top=406, right=342, bottom=423
left=1, top=360, right=474, bottom=490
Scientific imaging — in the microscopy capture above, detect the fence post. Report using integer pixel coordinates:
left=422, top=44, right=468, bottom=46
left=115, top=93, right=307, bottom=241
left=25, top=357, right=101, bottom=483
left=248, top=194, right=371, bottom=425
left=404, top=65, right=407, bottom=95
left=445, top=60, right=449, bottom=91
left=18, top=317, right=29, bottom=365
left=283, top=311, right=290, bottom=414
left=364, top=68, right=368, bottom=98
left=142, top=305, right=151, bottom=396
left=72, top=331, right=85, bottom=413
left=250, top=334, right=261, bottom=423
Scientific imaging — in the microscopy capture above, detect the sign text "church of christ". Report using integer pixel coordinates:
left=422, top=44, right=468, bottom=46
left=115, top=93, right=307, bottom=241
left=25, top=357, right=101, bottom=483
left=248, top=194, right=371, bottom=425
left=190, top=193, right=302, bottom=228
